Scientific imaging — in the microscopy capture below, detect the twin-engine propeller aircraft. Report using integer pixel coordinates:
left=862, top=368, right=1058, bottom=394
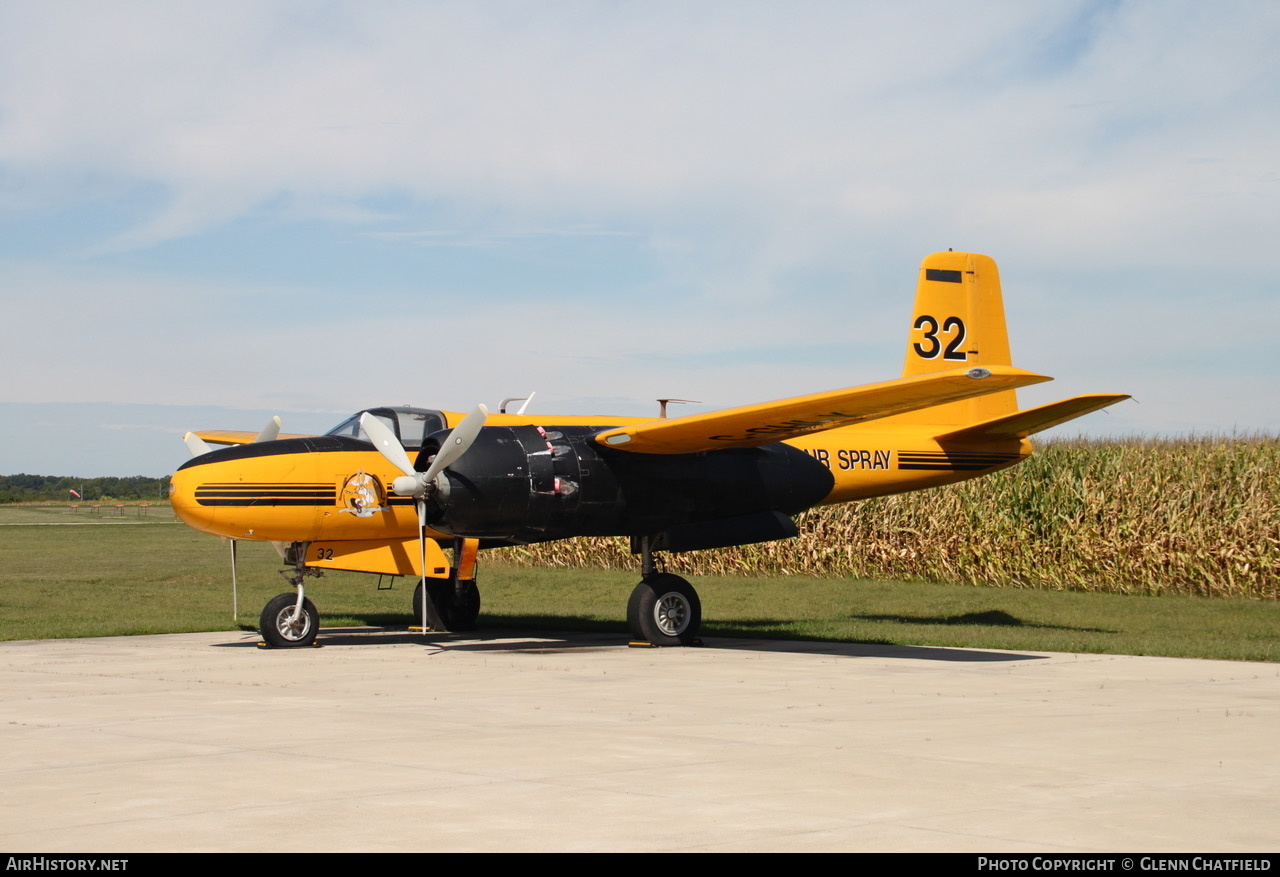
left=171, top=252, right=1127, bottom=648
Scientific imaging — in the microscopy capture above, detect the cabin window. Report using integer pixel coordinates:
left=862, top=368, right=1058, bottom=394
left=325, top=407, right=446, bottom=451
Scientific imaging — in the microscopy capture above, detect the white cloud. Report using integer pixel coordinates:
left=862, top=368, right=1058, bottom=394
left=0, top=0, right=1277, bottom=473
left=18, top=0, right=1274, bottom=259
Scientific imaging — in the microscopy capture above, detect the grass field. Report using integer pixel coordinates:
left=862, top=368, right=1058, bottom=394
left=2, top=504, right=1276, bottom=661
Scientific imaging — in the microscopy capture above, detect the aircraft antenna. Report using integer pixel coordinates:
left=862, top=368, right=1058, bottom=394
left=657, top=398, right=699, bottom=419
left=500, top=394, right=535, bottom=414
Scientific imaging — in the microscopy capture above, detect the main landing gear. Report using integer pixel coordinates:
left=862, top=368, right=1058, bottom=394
left=628, top=573, right=702, bottom=646
left=627, top=535, right=702, bottom=646
left=412, top=578, right=482, bottom=631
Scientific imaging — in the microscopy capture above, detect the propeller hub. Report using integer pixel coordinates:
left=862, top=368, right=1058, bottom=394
left=392, top=474, right=427, bottom=497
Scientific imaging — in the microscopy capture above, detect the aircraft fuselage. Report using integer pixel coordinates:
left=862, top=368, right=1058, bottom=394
left=169, top=415, right=1030, bottom=547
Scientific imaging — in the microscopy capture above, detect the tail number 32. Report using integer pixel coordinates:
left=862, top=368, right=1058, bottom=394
left=912, top=315, right=968, bottom=361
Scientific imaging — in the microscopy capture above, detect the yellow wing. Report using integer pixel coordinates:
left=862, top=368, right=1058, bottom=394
left=192, top=430, right=311, bottom=445
left=593, top=365, right=1052, bottom=455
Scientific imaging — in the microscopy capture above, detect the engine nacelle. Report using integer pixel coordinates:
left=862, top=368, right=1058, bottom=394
left=420, top=425, right=834, bottom=545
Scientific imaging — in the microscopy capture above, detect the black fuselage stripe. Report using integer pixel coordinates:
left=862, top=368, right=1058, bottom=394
left=195, top=499, right=336, bottom=506
left=196, top=491, right=334, bottom=497
left=198, top=484, right=333, bottom=489
left=901, top=452, right=1021, bottom=459
left=898, top=463, right=1000, bottom=471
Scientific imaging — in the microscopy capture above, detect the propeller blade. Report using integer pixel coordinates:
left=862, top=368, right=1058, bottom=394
left=360, top=412, right=416, bottom=478
left=253, top=416, right=282, bottom=443
left=421, top=404, right=488, bottom=483
left=184, top=432, right=213, bottom=457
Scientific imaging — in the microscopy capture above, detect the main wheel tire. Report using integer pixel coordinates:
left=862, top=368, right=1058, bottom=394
left=627, top=574, right=701, bottom=646
left=260, top=593, right=320, bottom=648
left=413, top=579, right=481, bottom=631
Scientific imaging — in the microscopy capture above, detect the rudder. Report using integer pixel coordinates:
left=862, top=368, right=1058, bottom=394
left=893, top=251, right=1016, bottom=427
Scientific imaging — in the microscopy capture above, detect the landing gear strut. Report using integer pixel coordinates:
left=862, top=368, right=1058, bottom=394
left=411, top=538, right=482, bottom=632
left=627, top=535, right=702, bottom=646
left=412, top=578, right=481, bottom=631
left=260, top=554, right=323, bottom=648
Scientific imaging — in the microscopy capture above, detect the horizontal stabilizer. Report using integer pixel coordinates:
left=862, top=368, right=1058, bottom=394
left=594, top=365, right=1052, bottom=454
left=934, top=394, right=1131, bottom=441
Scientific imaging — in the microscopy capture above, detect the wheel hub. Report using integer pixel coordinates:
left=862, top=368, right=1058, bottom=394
left=654, top=593, right=689, bottom=636
left=276, top=609, right=309, bottom=640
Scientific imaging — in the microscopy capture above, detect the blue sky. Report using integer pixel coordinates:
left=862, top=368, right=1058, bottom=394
left=1, top=1, right=1277, bottom=476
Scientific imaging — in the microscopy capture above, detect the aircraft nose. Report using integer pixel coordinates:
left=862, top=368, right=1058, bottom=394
left=170, top=459, right=263, bottom=539
left=169, top=464, right=216, bottom=535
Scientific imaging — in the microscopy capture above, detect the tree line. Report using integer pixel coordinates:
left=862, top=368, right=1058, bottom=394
left=0, top=474, right=170, bottom=504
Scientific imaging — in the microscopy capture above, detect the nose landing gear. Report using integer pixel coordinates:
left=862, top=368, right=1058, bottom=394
left=259, top=551, right=324, bottom=648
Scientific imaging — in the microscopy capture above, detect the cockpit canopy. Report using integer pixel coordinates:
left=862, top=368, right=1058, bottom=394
left=325, top=407, right=447, bottom=451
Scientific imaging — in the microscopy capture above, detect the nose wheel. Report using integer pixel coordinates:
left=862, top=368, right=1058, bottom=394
left=260, top=592, right=319, bottom=648
left=259, top=552, right=323, bottom=648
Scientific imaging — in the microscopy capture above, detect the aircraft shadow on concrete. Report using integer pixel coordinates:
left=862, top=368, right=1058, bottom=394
left=214, top=619, right=1051, bottom=663
left=852, top=609, right=1113, bottom=634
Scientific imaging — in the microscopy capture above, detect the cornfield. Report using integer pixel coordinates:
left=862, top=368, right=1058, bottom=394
left=491, top=436, right=1280, bottom=600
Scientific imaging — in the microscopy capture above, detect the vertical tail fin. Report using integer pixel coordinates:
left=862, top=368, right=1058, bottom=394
left=893, top=251, right=1017, bottom=427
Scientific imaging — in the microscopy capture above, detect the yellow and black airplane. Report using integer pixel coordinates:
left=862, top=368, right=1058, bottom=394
left=171, top=251, right=1127, bottom=648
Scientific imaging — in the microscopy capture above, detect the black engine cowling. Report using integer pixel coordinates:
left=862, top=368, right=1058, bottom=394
left=417, top=425, right=833, bottom=546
